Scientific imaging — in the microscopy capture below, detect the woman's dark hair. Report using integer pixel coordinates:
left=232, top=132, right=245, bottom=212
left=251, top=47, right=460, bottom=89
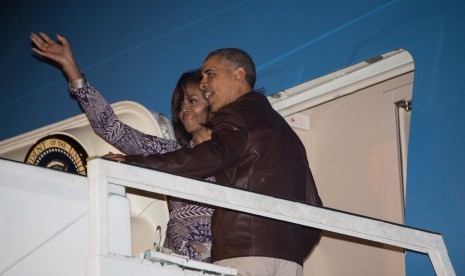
left=171, top=69, right=203, bottom=147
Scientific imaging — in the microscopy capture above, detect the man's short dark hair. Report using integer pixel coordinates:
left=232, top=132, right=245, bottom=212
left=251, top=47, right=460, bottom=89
left=206, top=48, right=256, bottom=89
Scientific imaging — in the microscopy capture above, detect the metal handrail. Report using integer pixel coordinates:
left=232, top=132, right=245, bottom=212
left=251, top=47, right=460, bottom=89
left=87, top=158, right=456, bottom=276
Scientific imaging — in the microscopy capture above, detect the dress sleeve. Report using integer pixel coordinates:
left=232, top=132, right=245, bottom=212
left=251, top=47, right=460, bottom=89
left=70, top=82, right=181, bottom=156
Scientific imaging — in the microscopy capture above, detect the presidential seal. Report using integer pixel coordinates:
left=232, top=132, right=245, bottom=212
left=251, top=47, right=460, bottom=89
left=24, top=134, right=88, bottom=176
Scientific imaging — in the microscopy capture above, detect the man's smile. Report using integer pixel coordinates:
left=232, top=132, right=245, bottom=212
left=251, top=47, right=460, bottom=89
left=203, top=91, right=213, bottom=100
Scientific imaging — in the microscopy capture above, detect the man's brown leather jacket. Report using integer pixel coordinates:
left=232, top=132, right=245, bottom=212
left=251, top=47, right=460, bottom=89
left=125, top=91, right=322, bottom=265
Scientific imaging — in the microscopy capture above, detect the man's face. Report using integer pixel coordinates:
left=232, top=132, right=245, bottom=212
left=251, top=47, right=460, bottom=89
left=200, top=56, right=238, bottom=112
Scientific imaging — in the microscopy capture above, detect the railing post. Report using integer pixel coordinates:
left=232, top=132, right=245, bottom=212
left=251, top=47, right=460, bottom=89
left=428, top=246, right=456, bottom=276
left=86, top=158, right=110, bottom=276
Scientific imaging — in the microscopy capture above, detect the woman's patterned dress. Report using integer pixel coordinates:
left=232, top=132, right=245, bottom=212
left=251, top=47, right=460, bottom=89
left=70, top=83, right=213, bottom=262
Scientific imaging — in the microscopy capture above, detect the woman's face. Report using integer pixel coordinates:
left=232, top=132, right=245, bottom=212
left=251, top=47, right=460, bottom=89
left=179, top=82, right=210, bottom=135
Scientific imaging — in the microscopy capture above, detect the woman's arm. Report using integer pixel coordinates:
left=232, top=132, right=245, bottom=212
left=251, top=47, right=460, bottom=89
left=71, top=81, right=181, bottom=156
left=31, top=32, right=180, bottom=155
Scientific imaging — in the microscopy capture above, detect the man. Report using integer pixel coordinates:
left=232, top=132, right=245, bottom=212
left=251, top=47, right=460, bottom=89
left=122, top=48, right=322, bottom=275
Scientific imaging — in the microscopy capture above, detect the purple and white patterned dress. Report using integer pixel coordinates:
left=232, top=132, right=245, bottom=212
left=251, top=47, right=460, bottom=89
left=71, top=82, right=213, bottom=262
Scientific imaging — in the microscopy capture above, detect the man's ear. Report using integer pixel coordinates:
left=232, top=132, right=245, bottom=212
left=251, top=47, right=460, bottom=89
left=234, top=67, right=246, bottom=82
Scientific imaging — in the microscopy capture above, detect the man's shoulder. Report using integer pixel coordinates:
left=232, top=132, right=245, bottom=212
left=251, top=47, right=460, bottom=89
left=213, top=92, right=271, bottom=123
left=231, top=91, right=269, bottom=109
left=239, top=91, right=267, bottom=101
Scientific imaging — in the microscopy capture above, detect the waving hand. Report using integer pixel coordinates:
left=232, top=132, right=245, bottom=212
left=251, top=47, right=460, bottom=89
left=31, top=32, right=82, bottom=81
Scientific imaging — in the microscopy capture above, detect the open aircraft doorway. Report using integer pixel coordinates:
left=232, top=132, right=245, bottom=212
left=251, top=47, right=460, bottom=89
left=268, top=49, right=413, bottom=276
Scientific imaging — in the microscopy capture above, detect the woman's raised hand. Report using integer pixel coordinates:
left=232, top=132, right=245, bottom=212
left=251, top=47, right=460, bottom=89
left=31, top=32, right=82, bottom=81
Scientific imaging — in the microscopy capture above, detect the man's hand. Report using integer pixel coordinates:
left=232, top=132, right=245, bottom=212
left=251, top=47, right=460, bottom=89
left=102, top=153, right=126, bottom=162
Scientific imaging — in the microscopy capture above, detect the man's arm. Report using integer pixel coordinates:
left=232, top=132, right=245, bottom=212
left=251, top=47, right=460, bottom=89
left=124, top=106, right=248, bottom=179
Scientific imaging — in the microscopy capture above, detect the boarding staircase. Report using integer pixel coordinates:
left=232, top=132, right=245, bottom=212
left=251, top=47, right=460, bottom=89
left=0, top=157, right=455, bottom=275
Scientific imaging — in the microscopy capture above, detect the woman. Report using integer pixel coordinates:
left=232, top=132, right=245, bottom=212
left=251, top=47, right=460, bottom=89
left=31, top=32, right=213, bottom=262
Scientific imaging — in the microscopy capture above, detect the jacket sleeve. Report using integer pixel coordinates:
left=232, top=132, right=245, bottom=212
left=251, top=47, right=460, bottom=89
left=124, top=105, right=248, bottom=179
left=71, top=82, right=180, bottom=156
